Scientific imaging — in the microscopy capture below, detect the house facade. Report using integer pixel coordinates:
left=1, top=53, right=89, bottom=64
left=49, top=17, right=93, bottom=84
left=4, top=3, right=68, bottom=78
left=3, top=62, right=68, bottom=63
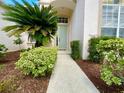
left=0, top=0, right=123, bottom=59
left=40, top=0, right=100, bottom=59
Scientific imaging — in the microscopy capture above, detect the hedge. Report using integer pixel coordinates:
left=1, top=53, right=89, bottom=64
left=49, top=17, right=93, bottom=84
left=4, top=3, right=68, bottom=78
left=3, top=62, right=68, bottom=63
left=88, top=36, right=115, bottom=63
left=15, top=47, right=57, bottom=77
left=96, top=38, right=124, bottom=85
left=70, top=40, right=81, bottom=60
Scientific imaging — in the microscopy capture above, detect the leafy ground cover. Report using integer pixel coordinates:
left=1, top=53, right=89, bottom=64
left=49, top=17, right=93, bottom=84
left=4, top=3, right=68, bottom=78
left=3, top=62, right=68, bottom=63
left=0, top=51, right=50, bottom=93
left=77, top=60, right=124, bottom=93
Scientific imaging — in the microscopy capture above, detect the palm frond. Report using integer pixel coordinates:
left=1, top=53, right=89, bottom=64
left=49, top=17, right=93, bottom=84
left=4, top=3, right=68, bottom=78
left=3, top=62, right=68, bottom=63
left=8, top=28, right=24, bottom=37
left=0, top=0, right=58, bottom=46
left=2, top=25, right=20, bottom=32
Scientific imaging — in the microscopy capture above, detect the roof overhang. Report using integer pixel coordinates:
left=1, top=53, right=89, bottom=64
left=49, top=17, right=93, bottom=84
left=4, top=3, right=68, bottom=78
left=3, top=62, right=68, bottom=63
left=51, top=0, right=75, bottom=10
left=40, top=0, right=76, bottom=5
left=40, top=0, right=76, bottom=17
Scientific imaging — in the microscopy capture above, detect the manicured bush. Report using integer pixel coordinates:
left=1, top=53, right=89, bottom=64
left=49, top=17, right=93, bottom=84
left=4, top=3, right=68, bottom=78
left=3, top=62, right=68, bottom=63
left=0, top=44, right=7, bottom=59
left=71, top=40, right=81, bottom=60
left=88, top=36, right=115, bottom=63
left=96, top=39, right=124, bottom=85
left=15, top=47, right=57, bottom=77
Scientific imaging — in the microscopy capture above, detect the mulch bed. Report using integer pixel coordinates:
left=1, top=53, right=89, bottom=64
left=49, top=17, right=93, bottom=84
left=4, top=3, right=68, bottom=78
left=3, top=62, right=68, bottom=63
left=0, top=51, right=50, bottom=93
left=77, top=60, right=124, bottom=93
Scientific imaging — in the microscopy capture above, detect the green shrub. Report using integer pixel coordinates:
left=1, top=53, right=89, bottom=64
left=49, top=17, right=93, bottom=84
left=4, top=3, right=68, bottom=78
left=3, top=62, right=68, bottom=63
left=96, top=39, right=124, bottom=85
left=20, top=48, right=31, bottom=52
left=71, top=41, right=81, bottom=60
left=0, top=76, right=18, bottom=93
left=88, top=36, right=115, bottom=63
left=0, top=44, right=7, bottom=59
left=15, top=47, right=57, bottom=77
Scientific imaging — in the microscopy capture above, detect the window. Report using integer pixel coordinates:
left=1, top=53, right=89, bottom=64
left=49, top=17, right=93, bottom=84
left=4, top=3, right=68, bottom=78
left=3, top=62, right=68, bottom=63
left=102, top=0, right=124, bottom=37
left=102, top=5, right=118, bottom=27
left=103, top=0, right=120, bottom=4
left=58, top=17, right=68, bottom=23
left=101, top=28, right=117, bottom=36
left=119, top=28, right=124, bottom=37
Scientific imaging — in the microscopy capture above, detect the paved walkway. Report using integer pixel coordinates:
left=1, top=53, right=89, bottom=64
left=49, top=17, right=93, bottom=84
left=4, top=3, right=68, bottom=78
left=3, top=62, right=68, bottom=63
left=47, top=51, right=100, bottom=93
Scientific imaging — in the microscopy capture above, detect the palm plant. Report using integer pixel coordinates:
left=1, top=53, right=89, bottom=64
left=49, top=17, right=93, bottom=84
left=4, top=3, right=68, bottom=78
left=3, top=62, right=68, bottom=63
left=0, top=0, right=58, bottom=47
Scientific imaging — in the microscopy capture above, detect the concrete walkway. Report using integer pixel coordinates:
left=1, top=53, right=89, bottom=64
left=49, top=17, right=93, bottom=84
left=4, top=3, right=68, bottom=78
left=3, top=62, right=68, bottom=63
left=47, top=51, right=100, bottom=93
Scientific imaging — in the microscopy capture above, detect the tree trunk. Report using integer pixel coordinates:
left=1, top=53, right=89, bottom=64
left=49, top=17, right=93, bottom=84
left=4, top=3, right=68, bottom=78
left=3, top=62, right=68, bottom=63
left=35, top=41, right=43, bottom=47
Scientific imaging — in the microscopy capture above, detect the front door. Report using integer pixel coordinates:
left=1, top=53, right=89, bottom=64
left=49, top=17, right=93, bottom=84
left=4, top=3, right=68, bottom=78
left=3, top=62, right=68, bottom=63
left=57, top=25, right=67, bottom=49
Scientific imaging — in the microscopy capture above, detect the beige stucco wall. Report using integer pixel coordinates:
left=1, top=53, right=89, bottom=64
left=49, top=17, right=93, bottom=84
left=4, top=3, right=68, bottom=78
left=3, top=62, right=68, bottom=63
left=0, top=9, right=29, bottom=52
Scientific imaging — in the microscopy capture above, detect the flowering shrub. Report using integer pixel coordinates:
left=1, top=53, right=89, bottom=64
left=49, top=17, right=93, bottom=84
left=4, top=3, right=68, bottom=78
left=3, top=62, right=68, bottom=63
left=97, top=39, right=124, bottom=85
left=15, top=47, right=57, bottom=77
left=88, top=36, right=115, bottom=63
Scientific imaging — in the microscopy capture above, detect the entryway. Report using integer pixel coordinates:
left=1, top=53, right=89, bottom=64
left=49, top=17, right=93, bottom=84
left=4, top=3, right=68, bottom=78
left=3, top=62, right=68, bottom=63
left=57, top=24, right=67, bottom=50
left=46, top=51, right=100, bottom=93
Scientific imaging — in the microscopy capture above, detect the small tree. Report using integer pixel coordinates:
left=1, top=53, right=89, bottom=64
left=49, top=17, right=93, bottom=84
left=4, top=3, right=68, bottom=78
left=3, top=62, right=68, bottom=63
left=0, top=0, right=58, bottom=47
left=13, top=36, right=23, bottom=50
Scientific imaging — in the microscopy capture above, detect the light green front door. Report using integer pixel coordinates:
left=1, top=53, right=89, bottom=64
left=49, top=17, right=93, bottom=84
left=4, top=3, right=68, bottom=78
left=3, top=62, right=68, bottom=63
left=57, top=25, right=67, bottom=49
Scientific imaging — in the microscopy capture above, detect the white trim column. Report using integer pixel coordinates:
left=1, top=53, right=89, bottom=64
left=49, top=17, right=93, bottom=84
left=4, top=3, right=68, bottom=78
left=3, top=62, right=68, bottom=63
left=117, top=6, right=121, bottom=37
left=82, top=0, right=100, bottom=59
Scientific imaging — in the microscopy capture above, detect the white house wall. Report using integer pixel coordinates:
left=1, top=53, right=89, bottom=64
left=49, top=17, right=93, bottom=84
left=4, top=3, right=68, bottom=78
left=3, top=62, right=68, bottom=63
left=70, top=0, right=100, bottom=59
left=69, top=0, right=85, bottom=57
left=82, top=0, right=100, bottom=59
left=0, top=9, right=29, bottom=52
